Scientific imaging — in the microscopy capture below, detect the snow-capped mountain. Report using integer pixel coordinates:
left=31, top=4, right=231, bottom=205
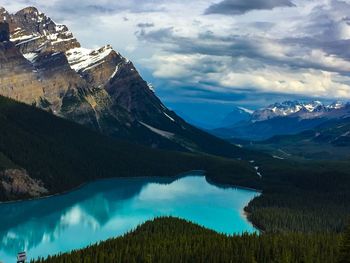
left=220, top=106, right=252, bottom=127
left=251, top=100, right=349, bottom=122
left=212, top=100, right=350, bottom=140
left=0, top=6, right=241, bottom=157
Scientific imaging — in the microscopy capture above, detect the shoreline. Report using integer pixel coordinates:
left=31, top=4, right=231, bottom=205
left=205, top=176, right=263, bottom=193
left=0, top=170, right=262, bottom=232
left=242, top=209, right=265, bottom=233
left=0, top=170, right=207, bottom=205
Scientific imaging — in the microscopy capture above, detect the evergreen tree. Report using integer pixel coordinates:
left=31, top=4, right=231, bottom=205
left=339, top=224, right=350, bottom=263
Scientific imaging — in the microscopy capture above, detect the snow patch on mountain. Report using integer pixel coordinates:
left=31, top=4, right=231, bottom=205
left=147, top=83, right=155, bottom=92
left=238, top=107, right=254, bottom=114
left=139, top=122, right=175, bottom=139
left=66, top=46, right=114, bottom=72
left=23, top=52, right=38, bottom=63
left=164, top=112, right=175, bottom=122
left=252, top=100, right=349, bottom=122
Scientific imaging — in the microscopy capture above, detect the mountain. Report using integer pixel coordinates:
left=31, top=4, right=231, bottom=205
left=212, top=100, right=350, bottom=140
left=219, top=106, right=252, bottom=127
left=251, top=100, right=348, bottom=122
left=0, top=94, right=259, bottom=201
left=250, top=117, right=350, bottom=160
left=1, top=94, right=350, bottom=234
left=169, top=104, right=252, bottom=130
left=0, top=6, right=242, bottom=157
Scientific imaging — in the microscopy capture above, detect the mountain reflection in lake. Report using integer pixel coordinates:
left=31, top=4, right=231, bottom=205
left=0, top=175, right=259, bottom=262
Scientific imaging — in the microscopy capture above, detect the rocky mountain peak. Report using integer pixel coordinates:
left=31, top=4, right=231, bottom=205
left=251, top=100, right=349, bottom=123
left=0, top=6, right=80, bottom=55
left=0, top=5, right=235, bottom=155
left=0, top=6, right=9, bottom=20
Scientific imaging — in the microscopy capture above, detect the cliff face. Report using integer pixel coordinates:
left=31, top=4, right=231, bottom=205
left=0, top=169, right=48, bottom=199
left=0, top=39, right=44, bottom=104
left=0, top=6, right=241, bottom=157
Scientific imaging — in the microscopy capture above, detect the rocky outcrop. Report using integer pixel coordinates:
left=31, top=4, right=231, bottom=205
left=0, top=6, right=239, bottom=156
left=0, top=39, right=44, bottom=104
left=0, top=169, right=48, bottom=199
left=8, top=7, right=80, bottom=54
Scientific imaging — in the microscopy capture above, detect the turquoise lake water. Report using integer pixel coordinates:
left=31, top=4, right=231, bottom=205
left=0, top=175, right=259, bottom=262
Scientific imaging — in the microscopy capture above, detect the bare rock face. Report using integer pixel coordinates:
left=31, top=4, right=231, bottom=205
left=0, top=6, right=222, bottom=153
left=0, top=39, right=44, bottom=104
left=0, top=169, right=48, bottom=199
left=10, top=7, right=80, bottom=54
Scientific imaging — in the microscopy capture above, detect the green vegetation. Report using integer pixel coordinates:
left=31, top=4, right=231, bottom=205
left=0, top=95, right=259, bottom=201
left=1, top=95, right=350, bottom=234
left=245, top=118, right=350, bottom=160
left=338, top=224, right=350, bottom=262
left=235, top=118, right=350, bottom=233
left=0, top=152, right=18, bottom=170
left=246, top=158, right=350, bottom=233
left=31, top=217, right=342, bottom=263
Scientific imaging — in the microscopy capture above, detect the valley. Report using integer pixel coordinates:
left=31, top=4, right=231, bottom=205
left=0, top=4, right=349, bottom=263
left=212, top=100, right=350, bottom=141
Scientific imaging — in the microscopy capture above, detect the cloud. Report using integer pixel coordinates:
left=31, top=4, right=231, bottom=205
left=0, top=0, right=166, bottom=17
left=1, top=0, right=350, bottom=110
left=137, top=26, right=350, bottom=74
left=204, top=0, right=296, bottom=15
left=144, top=51, right=350, bottom=99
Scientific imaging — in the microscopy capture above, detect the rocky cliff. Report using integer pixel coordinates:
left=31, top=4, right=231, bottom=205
left=0, top=169, right=48, bottom=199
left=0, top=6, right=242, bottom=157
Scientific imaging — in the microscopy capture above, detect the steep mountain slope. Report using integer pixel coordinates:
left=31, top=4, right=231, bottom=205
left=250, top=117, right=350, bottom=160
left=0, top=95, right=259, bottom=201
left=0, top=6, right=243, bottom=157
left=212, top=100, right=350, bottom=140
left=220, top=106, right=252, bottom=127
left=1, top=95, right=350, bottom=234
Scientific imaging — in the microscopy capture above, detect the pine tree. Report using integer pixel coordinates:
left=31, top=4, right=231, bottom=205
left=338, top=224, right=350, bottom=263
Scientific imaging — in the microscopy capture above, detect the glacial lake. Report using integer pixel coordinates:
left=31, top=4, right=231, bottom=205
left=0, top=174, right=259, bottom=262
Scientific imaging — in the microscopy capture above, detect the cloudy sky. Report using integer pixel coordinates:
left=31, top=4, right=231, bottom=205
left=1, top=0, right=350, bottom=125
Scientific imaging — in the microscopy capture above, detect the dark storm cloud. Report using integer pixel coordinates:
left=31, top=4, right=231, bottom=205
left=136, top=26, right=350, bottom=75
left=204, top=0, right=296, bottom=15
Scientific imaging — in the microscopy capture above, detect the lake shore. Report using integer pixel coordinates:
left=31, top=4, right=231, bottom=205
left=0, top=170, right=206, bottom=205
left=0, top=170, right=260, bottom=204
left=0, top=174, right=259, bottom=262
left=0, top=170, right=262, bottom=234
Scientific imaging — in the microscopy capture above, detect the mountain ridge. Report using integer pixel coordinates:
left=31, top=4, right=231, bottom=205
left=212, top=100, right=350, bottom=140
left=0, top=94, right=259, bottom=201
left=0, top=6, right=244, bottom=157
left=251, top=100, right=350, bottom=122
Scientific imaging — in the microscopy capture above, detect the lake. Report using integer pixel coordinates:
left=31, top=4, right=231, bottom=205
left=0, top=174, right=259, bottom=262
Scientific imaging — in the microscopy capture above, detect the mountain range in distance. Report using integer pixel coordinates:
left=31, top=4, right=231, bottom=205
left=0, top=6, right=245, bottom=158
left=211, top=100, right=350, bottom=141
left=175, top=105, right=253, bottom=130
left=2, top=6, right=347, bottom=150
left=235, top=116, right=350, bottom=161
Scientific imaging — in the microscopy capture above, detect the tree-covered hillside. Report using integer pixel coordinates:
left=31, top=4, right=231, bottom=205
left=0, top=95, right=259, bottom=201
left=245, top=117, right=350, bottom=160
left=32, top=217, right=342, bottom=263
left=1, top=95, right=350, bottom=234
